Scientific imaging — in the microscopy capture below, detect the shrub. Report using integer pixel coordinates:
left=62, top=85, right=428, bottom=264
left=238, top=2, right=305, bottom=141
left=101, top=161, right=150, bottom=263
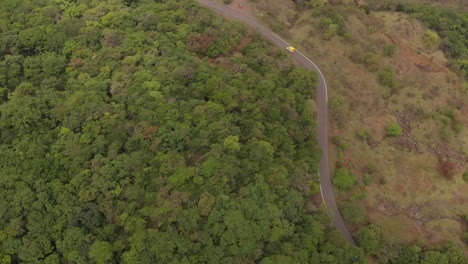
left=332, top=136, right=347, bottom=150
left=378, top=68, right=399, bottom=89
left=363, top=52, right=379, bottom=72
left=380, top=177, right=387, bottom=185
left=310, top=181, right=320, bottom=195
left=424, top=30, right=440, bottom=49
left=319, top=18, right=333, bottom=29
left=368, top=25, right=378, bottom=34
left=386, top=123, right=402, bottom=137
left=323, top=24, right=338, bottom=40
left=356, top=129, right=372, bottom=142
left=356, top=225, right=382, bottom=255
left=383, top=44, right=396, bottom=57
left=453, top=122, right=464, bottom=134
left=329, top=96, right=346, bottom=126
left=363, top=173, right=374, bottom=186
left=463, top=172, right=468, bottom=182
left=332, top=136, right=341, bottom=145
left=341, top=202, right=366, bottom=224
left=333, top=167, right=356, bottom=192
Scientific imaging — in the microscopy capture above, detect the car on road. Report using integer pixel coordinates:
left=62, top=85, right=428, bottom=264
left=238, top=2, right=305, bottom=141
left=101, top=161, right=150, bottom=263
left=286, top=46, right=295, bottom=53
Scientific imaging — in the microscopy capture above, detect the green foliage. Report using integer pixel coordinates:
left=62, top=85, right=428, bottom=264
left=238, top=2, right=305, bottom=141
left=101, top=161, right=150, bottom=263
left=363, top=173, right=374, bottom=186
left=332, top=135, right=347, bottom=150
left=323, top=23, right=339, bottom=40
left=463, top=172, right=468, bottom=183
left=223, top=135, right=241, bottom=153
left=424, top=30, right=440, bottom=49
left=310, top=0, right=328, bottom=8
left=356, top=129, right=372, bottom=142
left=287, top=68, right=317, bottom=98
left=380, top=177, right=387, bottom=185
left=434, top=107, right=466, bottom=135
left=329, top=95, right=346, bottom=127
left=368, top=25, right=378, bottom=34
left=420, top=242, right=467, bottom=264
left=356, top=224, right=382, bottom=255
left=0, top=0, right=367, bottom=263
left=383, top=44, right=396, bottom=57
left=386, top=123, right=403, bottom=137
left=453, top=122, right=464, bottom=134
left=333, top=167, right=356, bottom=192
left=448, top=60, right=468, bottom=81
left=89, top=241, right=113, bottom=264
left=310, top=180, right=320, bottom=195
left=315, top=7, right=348, bottom=38
left=0, top=1, right=464, bottom=262
left=363, top=52, right=379, bottom=72
left=378, top=68, right=399, bottom=90
left=340, top=202, right=366, bottom=224
left=319, top=18, right=333, bottom=29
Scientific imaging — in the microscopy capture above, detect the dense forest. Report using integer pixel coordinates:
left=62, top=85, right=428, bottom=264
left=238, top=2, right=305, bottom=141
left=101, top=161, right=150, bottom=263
left=0, top=0, right=466, bottom=263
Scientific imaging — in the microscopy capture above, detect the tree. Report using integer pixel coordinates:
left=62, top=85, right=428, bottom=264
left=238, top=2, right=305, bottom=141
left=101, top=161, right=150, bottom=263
left=288, top=67, right=317, bottom=98
left=223, top=135, right=241, bottom=153
left=356, top=225, right=382, bottom=255
left=56, top=228, right=89, bottom=263
left=340, top=202, right=366, bottom=224
left=17, top=27, right=46, bottom=54
left=333, top=167, right=356, bottom=192
left=421, top=251, right=449, bottom=264
left=391, top=245, right=421, bottom=264
left=89, top=241, right=113, bottom=264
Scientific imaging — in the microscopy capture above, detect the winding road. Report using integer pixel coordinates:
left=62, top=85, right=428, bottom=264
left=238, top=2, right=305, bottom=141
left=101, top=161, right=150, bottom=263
left=197, top=0, right=355, bottom=244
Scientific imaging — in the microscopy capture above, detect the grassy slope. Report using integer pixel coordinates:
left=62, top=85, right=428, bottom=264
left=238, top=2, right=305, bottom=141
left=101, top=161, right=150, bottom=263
left=249, top=0, right=468, bottom=248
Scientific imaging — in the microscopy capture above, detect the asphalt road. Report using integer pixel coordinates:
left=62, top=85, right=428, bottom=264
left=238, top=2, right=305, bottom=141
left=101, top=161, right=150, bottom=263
left=197, top=0, right=355, bottom=244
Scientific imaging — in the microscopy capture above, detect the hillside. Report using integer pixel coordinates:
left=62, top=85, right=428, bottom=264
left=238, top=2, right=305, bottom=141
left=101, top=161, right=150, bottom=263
left=0, top=0, right=466, bottom=263
left=246, top=0, right=468, bottom=255
left=0, top=0, right=367, bottom=262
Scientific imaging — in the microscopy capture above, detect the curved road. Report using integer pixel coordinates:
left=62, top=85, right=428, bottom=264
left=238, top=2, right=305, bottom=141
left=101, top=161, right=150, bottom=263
left=197, top=0, right=355, bottom=244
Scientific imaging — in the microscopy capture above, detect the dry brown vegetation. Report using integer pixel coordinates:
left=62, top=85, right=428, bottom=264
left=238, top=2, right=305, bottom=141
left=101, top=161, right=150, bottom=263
left=241, top=0, right=468, bottom=248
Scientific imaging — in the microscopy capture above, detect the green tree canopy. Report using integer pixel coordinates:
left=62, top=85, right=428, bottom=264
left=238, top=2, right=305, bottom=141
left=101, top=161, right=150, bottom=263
left=333, top=167, right=356, bottom=192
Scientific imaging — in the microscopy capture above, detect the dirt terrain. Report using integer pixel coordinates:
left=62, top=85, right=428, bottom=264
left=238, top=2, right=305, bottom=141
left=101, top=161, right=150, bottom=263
left=335, top=12, right=467, bottom=247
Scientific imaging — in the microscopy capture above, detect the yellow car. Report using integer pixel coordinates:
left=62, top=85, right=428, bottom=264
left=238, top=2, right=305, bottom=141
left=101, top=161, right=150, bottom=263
left=286, top=46, right=295, bottom=53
